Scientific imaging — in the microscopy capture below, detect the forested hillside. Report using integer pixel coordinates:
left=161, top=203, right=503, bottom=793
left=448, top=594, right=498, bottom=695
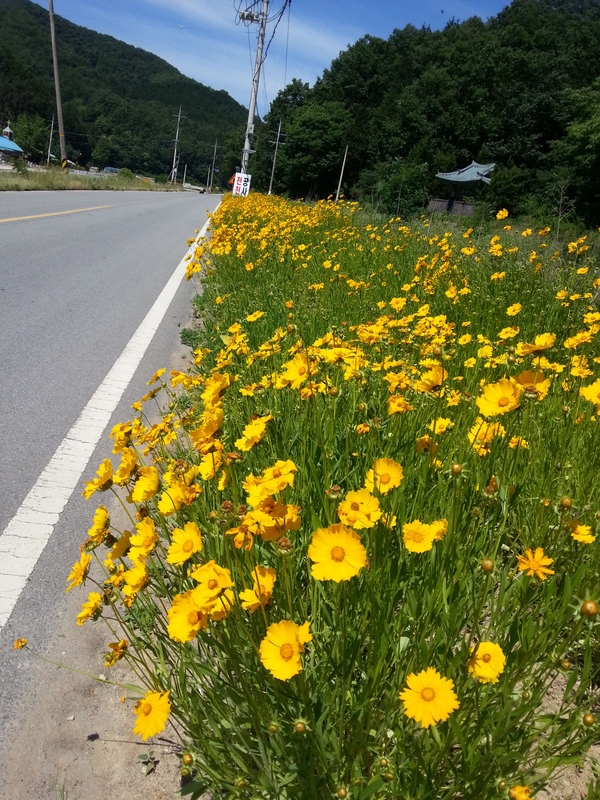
left=246, top=0, right=600, bottom=223
left=0, top=0, right=247, bottom=182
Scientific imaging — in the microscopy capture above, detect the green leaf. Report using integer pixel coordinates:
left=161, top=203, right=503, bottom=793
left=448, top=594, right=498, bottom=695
left=359, top=776, right=385, bottom=799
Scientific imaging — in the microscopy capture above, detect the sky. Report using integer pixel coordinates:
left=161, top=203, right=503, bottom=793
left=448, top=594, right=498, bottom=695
left=35, top=0, right=510, bottom=115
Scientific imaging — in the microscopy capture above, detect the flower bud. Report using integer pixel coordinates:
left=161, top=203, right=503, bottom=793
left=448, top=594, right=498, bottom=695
left=337, top=789, right=348, bottom=799
left=521, top=690, right=531, bottom=701
left=451, top=463, right=463, bottom=476
left=432, top=346, right=443, bottom=357
left=560, top=496, right=573, bottom=509
left=507, top=355, right=516, bottom=365
left=181, top=767, right=190, bottom=777
left=583, top=713, right=595, bottom=726
left=581, top=599, right=599, bottom=618
left=379, top=758, right=388, bottom=768
left=276, top=536, right=293, bottom=556
left=182, top=753, right=193, bottom=766
left=234, top=778, right=247, bottom=789
left=329, top=386, right=339, bottom=397
left=481, top=558, right=494, bottom=573
left=357, top=402, right=366, bottom=413
left=497, top=780, right=507, bottom=791
left=294, top=721, right=307, bottom=734
left=267, top=722, right=278, bottom=734
left=560, top=659, right=571, bottom=671
left=383, top=772, right=394, bottom=782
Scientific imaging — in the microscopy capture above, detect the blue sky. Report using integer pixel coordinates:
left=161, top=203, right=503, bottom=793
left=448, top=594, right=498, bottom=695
left=36, top=0, right=510, bottom=113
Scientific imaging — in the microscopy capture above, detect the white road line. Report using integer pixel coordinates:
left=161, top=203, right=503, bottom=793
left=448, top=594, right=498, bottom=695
left=0, top=215, right=213, bottom=631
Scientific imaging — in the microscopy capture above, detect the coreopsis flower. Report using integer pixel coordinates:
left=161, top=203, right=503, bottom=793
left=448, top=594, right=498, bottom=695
left=87, top=505, right=110, bottom=545
left=110, top=421, right=133, bottom=453
left=133, top=690, right=170, bottom=741
left=496, top=208, right=509, bottom=220
left=570, top=523, right=596, bottom=544
left=402, top=520, right=437, bottom=553
left=259, top=620, right=312, bottom=680
left=413, top=364, right=448, bottom=394
left=190, top=560, right=234, bottom=605
left=234, top=414, right=273, bottom=451
left=157, top=480, right=187, bottom=515
left=467, top=642, right=506, bottom=683
left=129, top=518, right=158, bottom=563
left=166, top=522, right=203, bottom=566
left=388, top=395, right=414, bottom=415
left=579, top=378, right=600, bottom=410
left=104, top=639, right=128, bottom=667
left=476, top=378, right=523, bottom=417
left=356, top=423, right=370, bottom=434
left=428, top=417, right=454, bottom=435
left=240, top=566, right=277, bottom=611
left=364, top=458, right=404, bottom=495
left=243, top=460, right=298, bottom=506
left=517, top=547, right=555, bottom=580
left=430, top=519, right=448, bottom=541
left=399, top=667, right=460, bottom=728
left=515, top=370, right=551, bottom=400
left=113, top=447, right=138, bottom=485
left=509, top=786, right=532, bottom=800
left=13, top=638, right=28, bottom=650
left=506, top=303, right=522, bottom=316
left=515, top=333, right=556, bottom=356
left=130, top=466, right=160, bottom=503
left=246, top=310, right=264, bottom=322
left=338, top=489, right=382, bottom=529
left=167, top=588, right=209, bottom=642
left=122, top=562, right=149, bottom=605
left=66, top=552, right=92, bottom=592
left=279, top=353, right=313, bottom=389
left=105, top=530, right=131, bottom=566
left=76, top=592, right=103, bottom=626
left=308, top=524, right=367, bottom=582
left=82, top=458, right=113, bottom=499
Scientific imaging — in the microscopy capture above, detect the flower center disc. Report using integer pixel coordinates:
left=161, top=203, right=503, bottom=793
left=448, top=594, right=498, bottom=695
left=412, top=532, right=424, bottom=543
left=280, top=643, right=294, bottom=661
left=498, top=396, right=510, bottom=407
left=183, top=540, right=194, bottom=552
left=208, top=579, right=218, bottom=589
left=188, top=611, right=201, bottom=625
left=350, top=502, right=360, bottom=511
left=331, top=546, right=346, bottom=563
left=380, top=474, right=391, bottom=484
left=420, top=687, right=436, bottom=702
left=142, top=702, right=153, bottom=716
left=482, top=653, right=492, bottom=663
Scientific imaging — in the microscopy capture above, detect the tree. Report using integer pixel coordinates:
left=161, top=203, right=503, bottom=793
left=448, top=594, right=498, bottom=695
left=12, top=113, right=48, bottom=161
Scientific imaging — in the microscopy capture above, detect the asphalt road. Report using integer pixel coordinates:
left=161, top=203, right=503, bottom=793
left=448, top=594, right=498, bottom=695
left=0, top=190, right=221, bottom=764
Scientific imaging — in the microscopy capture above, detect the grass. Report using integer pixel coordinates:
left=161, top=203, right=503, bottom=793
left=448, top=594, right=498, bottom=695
left=0, top=167, right=183, bottom=192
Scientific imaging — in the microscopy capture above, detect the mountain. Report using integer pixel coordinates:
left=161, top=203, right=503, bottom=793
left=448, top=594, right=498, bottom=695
left=0, top=0, right=247, bottom=181
left=249, top=0, right=600, bottom=223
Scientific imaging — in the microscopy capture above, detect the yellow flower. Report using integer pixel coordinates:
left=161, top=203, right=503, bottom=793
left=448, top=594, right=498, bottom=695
left=388, top=395, right=414, bottom=415
left=13, top=638, right=28, bottom=650
left=129, top=517, right=158, bottom=562
left=66, top=552, right=92, bottom=592
left=190, top=560, right=235, bottom=606
left=458, top=333, right=472, bottom=345
left=246, top=310, right=264, bottom=322
left=130, top=466, right=160, bottom=503
left=571, top=523, right=596, bottom=544
left=364, top=458, right=404, bottom=494
left=235, top=414, right=273, bottom=451
left=498, top=326, right=519, bottom=340
left=82, top=458, right=113, bottom=499
left=517, top=547, right=555, bottom=580
left=467, top=642, right=506, bottom=683
left=356, top=423, right=370, bottom=434
left=413, top=364, right=448, bottom=393
left=580, top=378, right=600, bottom=410
left=308, top=523, right=367, bottom=582
left=240, top=566, right=277, bottom=611
left=495, top=208, right=509, bottom=220
left=338, top=488, right=382, bottom=529
left=76, top=592, right=102, bottom=626
left=113, top=448, right=138, bottom=485
left=515, top=370, right=551, bottom=400
left=506, top=303, right=522, bottom=316
left=87, top=505, right=110, bottom=544
left=133, top=691, right=170, bottom=741
left=430, top=519, right=448, bottom=541
left=467, top=417, right=506, bottom=456
left=491, top=271, right=506, bottom=280
left=515, top=333, right=556, bottom=356
left=402, top=520, right=437, bottom=553
left=259, top=620, right=312, bottom=680
left=166, top=522, right=203, bottom=566
left=509, top=786, right=532, bottom=800
left=428, top=417, right=454, bottom=435
left=476, top=378, right=523, bottom=417
left=167, top=588, right=208, bottom=642
left=400, top=667, right=459, bottom=728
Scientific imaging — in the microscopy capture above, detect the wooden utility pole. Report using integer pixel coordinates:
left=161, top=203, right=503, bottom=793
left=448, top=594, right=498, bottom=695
left=241, top=0, right=268, bottom=174
left=268, top=120, right=282, bottom=196
left=335, top=145, right=348, bottom=203
left=48, top=1, right=68, bottom=171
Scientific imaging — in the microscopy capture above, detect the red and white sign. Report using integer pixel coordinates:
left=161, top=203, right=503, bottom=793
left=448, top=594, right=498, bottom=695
left=232, top=172, right=251, bottom=197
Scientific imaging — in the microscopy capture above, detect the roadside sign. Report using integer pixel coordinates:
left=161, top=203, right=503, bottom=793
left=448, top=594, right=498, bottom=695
left=232, top=172, right=251, bottom=197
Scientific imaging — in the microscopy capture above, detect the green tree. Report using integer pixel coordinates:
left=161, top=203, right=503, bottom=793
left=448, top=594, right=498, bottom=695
left=12, top=113, right=48, bottom=161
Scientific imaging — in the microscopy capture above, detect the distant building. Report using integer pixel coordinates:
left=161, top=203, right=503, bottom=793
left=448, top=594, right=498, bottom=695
left=0, top=122, right=24, bottom=156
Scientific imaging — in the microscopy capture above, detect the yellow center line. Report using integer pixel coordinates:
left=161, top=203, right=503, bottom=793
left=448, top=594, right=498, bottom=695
left=0, top=204, right=116, bottom=223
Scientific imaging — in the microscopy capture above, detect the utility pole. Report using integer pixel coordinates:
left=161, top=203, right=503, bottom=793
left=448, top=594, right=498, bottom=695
left=268, top=119, right=282, bottom=195
left=48, top=1, right=68, bottom=171
left=46, top=114, right=54, bottom=165
left=241, top=0, right=269, bottom=174
left=209, top=140, right=218, bottom=192
left=170, top=105, right=182, bottom=184
left=335, top=145, right=349, bottom=203
left=182, top=163, right=187, bottom=186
